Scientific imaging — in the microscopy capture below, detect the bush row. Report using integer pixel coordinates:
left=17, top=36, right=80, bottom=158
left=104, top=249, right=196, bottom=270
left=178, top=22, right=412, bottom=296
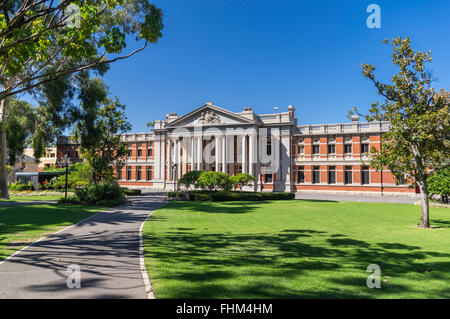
left=58, top=182, right=127, bottom=207
left=170, top=190, right=295, bottom=202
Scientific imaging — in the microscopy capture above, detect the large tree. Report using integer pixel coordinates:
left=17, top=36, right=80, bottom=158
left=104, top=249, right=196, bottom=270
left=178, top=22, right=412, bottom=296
left=77, top=96, right=131, bottom=183
left=0, top=0, right=163, bottom=198
left=353, top=37, right=450, bottom=228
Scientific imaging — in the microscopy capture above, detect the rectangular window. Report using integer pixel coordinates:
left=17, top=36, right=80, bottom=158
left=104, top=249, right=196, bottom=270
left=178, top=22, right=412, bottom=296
left=264, top=174, right=273, bottom=183
left=136, top=166, right=142, bottom=181
left=344, top=166, right=353, bottom=184
left=238, top=165, right=242, bottom=174
left=137, top=149, right=142, bottom=157
left=127, top=149, right=131, bottom=157
left=147, top=166, right=153, bottom=181
left=297, top=166, right=305, bottom=183
left=312, top=166, right=320, bottom=184
left=327, top=145, right=336, bottom=154
left=361, top=143, right=369, bottom=154
left=147, top=148, right=153, bottom=157
left=127, top=166, right=132, bottom=180
left=344, top=144, right=352, bottom=154
left=117, top=168, right=122, bottom=181
left=298, top=145, right=305, bottom=154
left=312, top=145, right=320, bottom=154
left=328, top=166, right=336, bottom=184
left=396, top=174, right=407, bottom=185
left=266, top=140, right=272, bottom=156
left=361, top=166, right=370, bottom=185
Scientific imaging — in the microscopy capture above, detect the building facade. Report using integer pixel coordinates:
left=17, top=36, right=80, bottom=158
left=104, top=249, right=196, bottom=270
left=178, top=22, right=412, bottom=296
left=118, top=102, right=417, bottom=196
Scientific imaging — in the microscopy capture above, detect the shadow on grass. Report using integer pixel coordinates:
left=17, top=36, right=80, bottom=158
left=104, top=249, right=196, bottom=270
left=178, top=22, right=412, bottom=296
left=144, top=224, right=450, bottom=298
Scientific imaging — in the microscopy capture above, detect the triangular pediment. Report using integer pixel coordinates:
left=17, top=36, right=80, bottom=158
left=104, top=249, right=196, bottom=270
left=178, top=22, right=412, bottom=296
left=165, top=104, right=256, bottom=128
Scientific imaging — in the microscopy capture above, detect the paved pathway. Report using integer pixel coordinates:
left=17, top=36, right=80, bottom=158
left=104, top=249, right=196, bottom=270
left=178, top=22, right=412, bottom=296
left=295, top=192, right=418, bottom=204
left=0, top=192, right=166, bottom=299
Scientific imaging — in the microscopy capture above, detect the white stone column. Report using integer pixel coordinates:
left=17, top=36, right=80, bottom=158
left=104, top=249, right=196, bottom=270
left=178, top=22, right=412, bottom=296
left=249, top=134, right=254, bottom=176
left=190, top=137, right=195, bottom=171
left=222, top=135, right=226, bottom=173
left=197, top=137, right=202, bottom=170
left=215, top=137, right=220, bottom=171
left=167, top=140, right=172, bottom=180
left=241, top=135, right=247, bottom=173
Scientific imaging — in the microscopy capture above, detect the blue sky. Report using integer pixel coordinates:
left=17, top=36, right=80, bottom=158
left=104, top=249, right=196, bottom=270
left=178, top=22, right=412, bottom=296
left=102, top=0, right=450, bottom=132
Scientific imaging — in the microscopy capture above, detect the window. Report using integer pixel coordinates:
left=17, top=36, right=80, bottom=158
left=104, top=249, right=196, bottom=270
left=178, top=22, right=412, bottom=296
left=147, top=148, right=153, bottom=157
left=396, top=174, right=407, bottom=185
left=137, top=149, right=142, bottom=157
left=297, top=166, right=305, bottom=183
left=147, top=166, right=153, bottom=181
left=344, top=144, right=352, bottom=154
left=361, top=166, right=370, bottom=185
left=361, top=143, right=369, bottom=154
left=344, top=166, right=353, bottom=184
left=328, top=166, right=336, bottom=184
left=264, top=174, right=273, bottom=183
left=266, top=139, right=272, bottom=156
left=136, top=166, right=142, bottom=180
left=238, top=165, right=242, bottom=174
left=312, top=166, right=320, bottom=184
left=127, top=166, right=132, bottom=180
left=126, top=149, right=131, bottom=157
left=117, top=168, right=122, bottom=181
left=312, top=145, right=320, bottom=154
left=298, top=145, right=305, bottom=154
left=327, top=145, right=335, bottom=154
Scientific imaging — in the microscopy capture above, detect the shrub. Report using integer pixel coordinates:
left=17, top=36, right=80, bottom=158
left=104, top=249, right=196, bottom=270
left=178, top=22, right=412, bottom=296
left=75, top=182, right=126, bottom=206
left=198, top=171, right=233, bottom=191
left=427, top=166, right=450, bottom=204
left=168, top=191, right=182, bottom=198
left=122, top=188, right=142, bottom=196
left=179, top=170, right=202, bottom=190
left=230, top=173, right=255, bottom=191
left=11, top=182, right=34, bottom=191
left=189, top=191, right=295, bottom=202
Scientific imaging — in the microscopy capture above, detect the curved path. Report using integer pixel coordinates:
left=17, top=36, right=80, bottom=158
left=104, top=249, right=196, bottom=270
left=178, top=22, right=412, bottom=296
left=0, top=192, right=166, bottom=299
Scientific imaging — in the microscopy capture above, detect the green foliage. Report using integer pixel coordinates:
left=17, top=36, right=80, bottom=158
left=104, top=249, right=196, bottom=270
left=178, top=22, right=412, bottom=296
left=75, top=182, right=126, bottom=206
left=230, top=173, right=255, bottom=191
left=9, top=182, right=34, bottom=191
left=198, top=171, right=233, bottom=192
left=122, top=188, right=142, bottom=196
left=78, top=97, right=131, bottom=183
left=189, top=191, right=295, bottom=202
left=179, top=170, right=203, bottom=190
left=0, top=1, right=164, bottom=101
left=5, top=100, right=36, bottom=165
left=50, top=162, right=93, bottom=190
left=168, top=191, right=182, bottom=198
left=427, top=166, right=450, bottom=196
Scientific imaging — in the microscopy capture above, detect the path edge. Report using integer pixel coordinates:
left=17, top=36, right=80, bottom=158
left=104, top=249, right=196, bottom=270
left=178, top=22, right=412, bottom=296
left=139, top=211, right=155, bottom=299
left=0, top=206, right=115, bottom=266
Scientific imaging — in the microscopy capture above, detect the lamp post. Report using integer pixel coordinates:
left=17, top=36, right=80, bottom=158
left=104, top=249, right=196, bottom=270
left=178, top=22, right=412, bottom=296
left=64, top=154, right=71, bottom=200
left=172, top=163, right=178, bottom=191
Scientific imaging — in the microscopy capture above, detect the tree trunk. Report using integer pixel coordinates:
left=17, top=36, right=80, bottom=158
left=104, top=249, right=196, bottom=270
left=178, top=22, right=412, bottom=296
left=0, top=98, right=9, bottom=199
left=418, top=181, right=430, bottom=228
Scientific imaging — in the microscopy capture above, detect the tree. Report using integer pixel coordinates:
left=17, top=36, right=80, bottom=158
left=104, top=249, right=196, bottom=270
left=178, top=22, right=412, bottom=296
left=198, top=171, right=233, bottom=192
left=351, top=37, right=450, bottom=228
left=78, top=97, right=131, bottom=183
left=231, top=173, right=255, bottom=192
left=179, top=170, right=202, bottom=190
left=427, top=166, right=450, bottom=204
left=4, top=99, right=36, bottom=164
left=0, top=0, right=164, bottom=198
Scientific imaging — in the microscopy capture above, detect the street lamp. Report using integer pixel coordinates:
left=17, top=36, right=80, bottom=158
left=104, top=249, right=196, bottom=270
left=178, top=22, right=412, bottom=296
left=172, top=163, right=178, bottom=191
left=64, top=154, right=71, bottom=200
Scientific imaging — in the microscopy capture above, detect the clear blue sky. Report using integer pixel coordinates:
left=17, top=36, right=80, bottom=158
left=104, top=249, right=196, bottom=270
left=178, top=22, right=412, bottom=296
left=102, top=0, right=450, bottom=132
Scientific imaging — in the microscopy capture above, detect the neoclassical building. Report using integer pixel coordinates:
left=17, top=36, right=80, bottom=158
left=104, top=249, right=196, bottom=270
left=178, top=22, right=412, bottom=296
left=118, top=101, right=417, bottom=196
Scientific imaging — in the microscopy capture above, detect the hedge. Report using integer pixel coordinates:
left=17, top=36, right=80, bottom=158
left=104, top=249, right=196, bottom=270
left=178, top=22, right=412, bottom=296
left=188, top=191, right=295, bottom=202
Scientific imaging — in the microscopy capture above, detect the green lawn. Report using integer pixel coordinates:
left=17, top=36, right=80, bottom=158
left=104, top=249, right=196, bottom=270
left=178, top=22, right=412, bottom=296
left=143, top=200, right=450, bottom=298
left=0, top=204, right=104, bottom=260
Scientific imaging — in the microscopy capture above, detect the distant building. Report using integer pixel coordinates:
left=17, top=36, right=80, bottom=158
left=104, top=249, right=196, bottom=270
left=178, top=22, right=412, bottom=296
left=56, top=136, right=82, bottom=166
left=117, top=102, right=417, bottom=196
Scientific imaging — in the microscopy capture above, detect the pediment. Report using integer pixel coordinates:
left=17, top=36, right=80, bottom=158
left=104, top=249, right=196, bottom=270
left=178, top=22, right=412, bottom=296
left=165, top=104, right=255, bottom=128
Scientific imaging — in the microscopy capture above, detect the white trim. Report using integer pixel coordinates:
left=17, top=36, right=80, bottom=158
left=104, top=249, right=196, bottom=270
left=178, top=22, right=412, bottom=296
left=139, top=211, right=154, bottom=299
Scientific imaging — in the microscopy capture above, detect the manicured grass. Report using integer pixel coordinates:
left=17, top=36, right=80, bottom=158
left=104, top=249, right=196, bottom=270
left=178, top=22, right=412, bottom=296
left=0, top=204, right=104, bottom=260
left=143, top=200, right=450, bottom=298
